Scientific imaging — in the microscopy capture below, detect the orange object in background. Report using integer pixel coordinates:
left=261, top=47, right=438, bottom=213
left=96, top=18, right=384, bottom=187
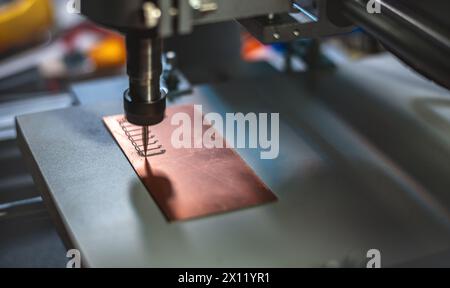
left=0, top=0, right=53, bottom=52
left=241, top=32, right=266, bottom=61
left=88, top=35, right=126, bottom=71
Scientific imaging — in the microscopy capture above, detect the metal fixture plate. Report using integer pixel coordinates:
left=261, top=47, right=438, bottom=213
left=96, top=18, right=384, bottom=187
left=240, top=0, right=354, bottom=44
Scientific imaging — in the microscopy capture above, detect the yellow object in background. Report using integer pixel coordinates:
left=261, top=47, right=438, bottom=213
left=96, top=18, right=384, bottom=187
left=89, top=36, right=127, bottom=71
left=0, top=0, right=53, bottom=52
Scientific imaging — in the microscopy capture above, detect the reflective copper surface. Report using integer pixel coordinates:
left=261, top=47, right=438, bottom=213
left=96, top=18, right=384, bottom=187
left=103, top=105, right=277, bottom=221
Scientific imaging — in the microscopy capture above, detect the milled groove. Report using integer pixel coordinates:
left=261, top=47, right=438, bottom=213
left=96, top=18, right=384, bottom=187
left=119, top=118, right=166, bottom=157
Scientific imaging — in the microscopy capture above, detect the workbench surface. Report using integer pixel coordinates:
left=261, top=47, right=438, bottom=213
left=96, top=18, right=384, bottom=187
left=17, top=64, right=450, bottom=267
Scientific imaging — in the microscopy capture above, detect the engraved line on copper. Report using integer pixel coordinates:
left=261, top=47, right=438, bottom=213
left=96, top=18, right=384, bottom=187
left=119, top=118, right=166, bottom=157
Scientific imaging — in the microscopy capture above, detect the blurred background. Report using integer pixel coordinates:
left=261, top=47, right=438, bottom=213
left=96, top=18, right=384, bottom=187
left=0, top=1, right=127, bottom=267
left=1, top=0, right=446, bottom=267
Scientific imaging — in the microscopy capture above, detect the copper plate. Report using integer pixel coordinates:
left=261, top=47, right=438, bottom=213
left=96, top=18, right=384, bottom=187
left=103, top=105, right=277, bottom=221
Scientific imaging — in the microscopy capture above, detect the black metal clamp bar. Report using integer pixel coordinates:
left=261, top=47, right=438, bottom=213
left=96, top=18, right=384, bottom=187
left=338, top=0, right=450, bottom=89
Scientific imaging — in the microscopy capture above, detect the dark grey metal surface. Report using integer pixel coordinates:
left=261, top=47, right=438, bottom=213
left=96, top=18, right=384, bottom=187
left=340, top=0, right=450, bottom=88
left=80, top=0, right=351, bottom=43
left=192, top=0, right=292, bottom=25
left=0, top=140, right=38, bottom=204
left=0, top=93, right=71, bottom=268
left=16, top=58, right=450, bottom=267
left=0, top=205, right=67, bottom=268
left=240, top=0, right=354, bottom=44
left=80, top=0, right=292, bottom=36
left=318, top=54, right=450, bottom=214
